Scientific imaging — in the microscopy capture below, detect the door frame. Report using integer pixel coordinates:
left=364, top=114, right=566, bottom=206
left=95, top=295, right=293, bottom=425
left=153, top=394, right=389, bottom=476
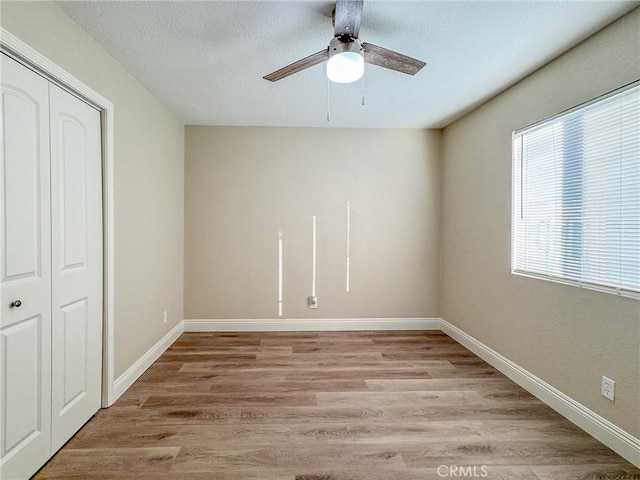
left=1, top=28, right=117, bottom=407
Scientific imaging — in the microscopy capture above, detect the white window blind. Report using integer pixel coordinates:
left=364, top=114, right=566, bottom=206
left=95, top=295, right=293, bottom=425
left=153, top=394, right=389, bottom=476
left=512, top=83, right=640, bottom=297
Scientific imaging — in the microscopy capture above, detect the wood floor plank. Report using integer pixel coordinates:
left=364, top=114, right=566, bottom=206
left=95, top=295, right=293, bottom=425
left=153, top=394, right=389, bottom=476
left=315, top=390, right=485, bottom=407
left=36, top=447, right=180, bottom=477
left=179, top=358, right=455, bottom=371
left=284, top=369, right=434, bottom=381
left=141, top=392, right=317, bottom=408
left=180, top=361, right=453, bottom=374
left=366, top=377, right=522, bottom=391
left=295, top=466, right=540, bottom=480
left=155, top=353, right=257, bottom=362
left=207, top=380, right=371, bottom=393
left=33, top=331, right=640, bottom=479
left=37, top=471, right=293, bottom=480
left=532, top=463, right=640, bottom=479
left=400, top=439, right=623, bottom=467
left=66, top=424, right=292, bottom=449
left=255, top=352, right=385, bottom=362
left=286, top=422, right=485, bottom=444
left=169, top=444, right=406, bottom=472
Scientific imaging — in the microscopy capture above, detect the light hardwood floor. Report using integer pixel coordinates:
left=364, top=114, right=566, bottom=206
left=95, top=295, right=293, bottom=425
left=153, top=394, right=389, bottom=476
left=34, top=331, right=640, bottom=479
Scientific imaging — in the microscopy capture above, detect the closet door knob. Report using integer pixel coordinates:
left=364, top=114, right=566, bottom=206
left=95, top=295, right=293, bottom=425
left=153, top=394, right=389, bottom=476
left=10, top=300, right=22, bottom=308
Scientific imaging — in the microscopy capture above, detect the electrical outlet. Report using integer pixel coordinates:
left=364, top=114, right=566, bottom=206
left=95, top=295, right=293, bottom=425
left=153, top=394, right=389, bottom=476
left=163, top=310, right=168, bottom=324
left=601, top=376, right=615, bottom=401
left=308, top=296, right=317, bottom=309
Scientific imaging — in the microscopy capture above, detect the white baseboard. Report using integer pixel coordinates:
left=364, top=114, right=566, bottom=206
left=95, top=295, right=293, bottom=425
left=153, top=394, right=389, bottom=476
left=439, top=318, right=640, bottom=468
left=183, top=317, right=441, bottom=332
left=111, top=322, right=184, bottom=402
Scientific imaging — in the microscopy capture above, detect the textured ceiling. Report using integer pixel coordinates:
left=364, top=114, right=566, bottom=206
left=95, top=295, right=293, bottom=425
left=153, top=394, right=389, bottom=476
left=58, top=1, right=638, bottom=128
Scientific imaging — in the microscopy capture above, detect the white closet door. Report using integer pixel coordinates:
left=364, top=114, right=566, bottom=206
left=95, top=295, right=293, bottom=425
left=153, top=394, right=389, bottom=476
left=49, top=83, right=103, bottom=451
left=0, top=54, right=53, bottom=480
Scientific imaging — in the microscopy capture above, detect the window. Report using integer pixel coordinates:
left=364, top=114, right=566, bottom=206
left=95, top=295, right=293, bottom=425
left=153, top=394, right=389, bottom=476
left=512, top=83, right=639, bottom=297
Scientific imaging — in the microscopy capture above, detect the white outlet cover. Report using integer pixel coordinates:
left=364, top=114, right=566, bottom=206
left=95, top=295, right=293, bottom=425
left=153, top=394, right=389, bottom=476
left=601, top=376, right=615, bottom=401
left=308, top=296, right=317, bottom=309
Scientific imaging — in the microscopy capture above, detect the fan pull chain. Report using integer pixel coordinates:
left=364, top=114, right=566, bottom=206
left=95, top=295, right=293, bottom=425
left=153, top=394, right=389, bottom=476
left=327, top=76, right=331, bottom=122
left=361, top=66, right=366, bottom=106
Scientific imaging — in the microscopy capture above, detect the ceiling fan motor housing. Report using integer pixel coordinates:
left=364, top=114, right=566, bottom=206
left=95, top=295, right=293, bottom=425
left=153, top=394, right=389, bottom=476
left=329, top=36, right=363, bottom=58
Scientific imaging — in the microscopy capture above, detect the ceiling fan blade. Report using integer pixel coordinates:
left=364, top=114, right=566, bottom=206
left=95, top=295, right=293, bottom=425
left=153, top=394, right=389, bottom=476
left=334, top=0, right=364, bottom=38
left=263, top=49, right=329, bottom=82
left=362, top=42, right=426, bottom=76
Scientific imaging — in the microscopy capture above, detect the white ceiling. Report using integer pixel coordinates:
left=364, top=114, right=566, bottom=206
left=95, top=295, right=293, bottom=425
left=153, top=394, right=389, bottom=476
left=58, top=1, right=638, bottom=129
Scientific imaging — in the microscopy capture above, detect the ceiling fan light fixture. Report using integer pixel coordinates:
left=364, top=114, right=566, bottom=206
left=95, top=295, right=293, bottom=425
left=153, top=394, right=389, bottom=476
left=327, top=37, right=364, bottom=84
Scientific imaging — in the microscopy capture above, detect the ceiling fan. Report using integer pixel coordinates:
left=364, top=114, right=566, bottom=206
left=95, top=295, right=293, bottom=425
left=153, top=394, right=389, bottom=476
left=263, top=0, right=426, bottom=84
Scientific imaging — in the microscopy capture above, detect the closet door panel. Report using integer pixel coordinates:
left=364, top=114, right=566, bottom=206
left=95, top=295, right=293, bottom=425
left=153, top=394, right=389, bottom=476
left=49, top=83, right=103, bottom=452
left=0, top=54, right=52, bottom=480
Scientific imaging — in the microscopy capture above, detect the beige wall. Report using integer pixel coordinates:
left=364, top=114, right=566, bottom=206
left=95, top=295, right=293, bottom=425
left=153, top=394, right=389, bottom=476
left=185, top=127, right=441, bottom=320
left=441, top=8, right=640, bottom=437
left=1, top=2, right=185, bottom=377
